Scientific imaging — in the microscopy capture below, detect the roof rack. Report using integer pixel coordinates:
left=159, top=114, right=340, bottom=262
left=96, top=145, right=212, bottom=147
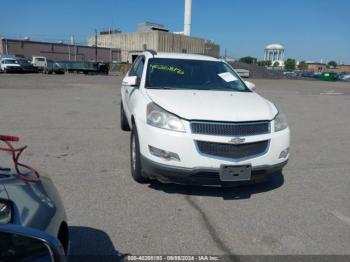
left=193, top=52, right=218, bottom=58
left=145, top=49, right=157, bottom=56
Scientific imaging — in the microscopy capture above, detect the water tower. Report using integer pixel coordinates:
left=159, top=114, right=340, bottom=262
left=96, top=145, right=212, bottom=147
left=264, top=44, right=285, bottom=66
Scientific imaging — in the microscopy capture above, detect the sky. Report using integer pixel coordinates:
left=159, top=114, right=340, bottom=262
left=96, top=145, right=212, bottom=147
left=1, top=0, right=349, bottom=63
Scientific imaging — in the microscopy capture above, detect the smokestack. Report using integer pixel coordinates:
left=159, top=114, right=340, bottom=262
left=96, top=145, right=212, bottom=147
left=70, top=35, right=75, bottom=45
left=184, top=0, right=192, bottom=36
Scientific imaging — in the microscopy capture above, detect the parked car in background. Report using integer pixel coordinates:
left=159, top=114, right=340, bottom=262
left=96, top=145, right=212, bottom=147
left=31, top=56, right=47, bottom=71
left=312, top=72, right=322, bottom=78
left=283, top=71, right=297, bottom=77
left=0, top=58, right=22, bottom=73
left=299, top=71, right=315, bottom=78
left=338, top=73, right=350, bottom=81
left=0, top=134, right=69, bottom=260
left=235, top=68, right=250, bottom=78
left=17, top=59, right=38, bottom=73
left=120, top=51, right=290, bottom=186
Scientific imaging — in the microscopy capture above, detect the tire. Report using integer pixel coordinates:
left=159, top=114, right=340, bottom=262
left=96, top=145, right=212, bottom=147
left=120, top=103, right=131, bottom=131
left=130, top=126, right=149, bottom=183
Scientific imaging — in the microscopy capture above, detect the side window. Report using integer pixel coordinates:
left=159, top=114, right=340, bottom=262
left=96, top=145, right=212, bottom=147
left=135, top=58, right=145, bottom=78
left=129, top=57, right=141, bottom=76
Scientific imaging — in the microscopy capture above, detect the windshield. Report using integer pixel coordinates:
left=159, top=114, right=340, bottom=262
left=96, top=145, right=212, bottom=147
left=4, top=59, right=18, bottom=64
left=146, top=58, right=250, bottom=92
left=35, top=58, right=45, bottom=62
left=18, top=60, right=30, bottom=65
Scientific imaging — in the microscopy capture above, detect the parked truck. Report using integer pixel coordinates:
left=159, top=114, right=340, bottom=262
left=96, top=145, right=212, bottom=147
left=31, top=56, right=47, bottom=71
left=44, top=60, right=65, bottom=74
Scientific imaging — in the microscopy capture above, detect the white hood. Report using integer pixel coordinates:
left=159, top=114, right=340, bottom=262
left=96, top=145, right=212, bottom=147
left=146, top=89, right=277, bottom=122
left=5, top=63, right=20, bottom=67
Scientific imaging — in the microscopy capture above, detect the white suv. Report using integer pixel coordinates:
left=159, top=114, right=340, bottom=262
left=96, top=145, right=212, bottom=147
left=0, top=58, right=21, bottom=73
left=121, top=51, right=290, bottom=186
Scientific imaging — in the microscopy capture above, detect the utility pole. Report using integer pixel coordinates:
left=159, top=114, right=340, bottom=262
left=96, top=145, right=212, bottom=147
left=5, top=39, right=8, bottom=54
left=95, top=29, right=98, bottom=61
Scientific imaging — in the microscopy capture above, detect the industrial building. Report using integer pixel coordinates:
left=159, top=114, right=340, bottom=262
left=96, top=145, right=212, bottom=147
left=305, top=62, right=327, bottom=72
left=0, top=38, right=121, bottom=62
left=88, top=30, right=220, bottom=63
left=306, top=62, right=350, bottom=73
left=88, top=0, right=219, bottom=62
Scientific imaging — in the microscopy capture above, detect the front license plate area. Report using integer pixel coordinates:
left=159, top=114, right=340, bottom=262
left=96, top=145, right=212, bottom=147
left=219, top=165, right=252, bottom=182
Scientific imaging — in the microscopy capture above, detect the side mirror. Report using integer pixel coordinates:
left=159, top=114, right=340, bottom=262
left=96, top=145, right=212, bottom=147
left=122, top=75, right=140, bottom=87
left=245, top=81, right=256, bottom=91
left=0, top=224, right=65, bottom=262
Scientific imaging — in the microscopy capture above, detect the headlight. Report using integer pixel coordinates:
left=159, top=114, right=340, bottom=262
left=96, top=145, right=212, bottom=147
left=146, top=103, right=186, bottom=132
left=274, top=112, right=288, bottom=132
left=0, top=200, right=12, bottom=224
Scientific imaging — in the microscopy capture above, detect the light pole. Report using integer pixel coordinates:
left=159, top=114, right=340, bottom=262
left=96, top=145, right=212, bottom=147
left=95, top=29, right=98, bottom=61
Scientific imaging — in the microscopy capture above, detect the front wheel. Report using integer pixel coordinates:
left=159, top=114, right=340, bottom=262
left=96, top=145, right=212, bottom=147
left=130, top=126, right=149, bottom=183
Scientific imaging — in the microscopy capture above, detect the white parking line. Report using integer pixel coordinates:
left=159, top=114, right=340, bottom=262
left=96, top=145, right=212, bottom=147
left=331, top=210, right=350, bottom=226
left=320, top=92, right=344, bottom=95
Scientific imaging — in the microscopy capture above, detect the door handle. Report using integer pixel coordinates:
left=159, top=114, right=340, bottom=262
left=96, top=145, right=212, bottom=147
left=125, top=89, right=129, bottom=95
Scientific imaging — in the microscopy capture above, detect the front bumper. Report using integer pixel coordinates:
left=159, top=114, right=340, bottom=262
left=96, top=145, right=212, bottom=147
left=137, top=118, right=289, bottom=163
left=141, top=156, right=288, bottom=186
left=4, top=67, right=22, bottom=72
left=21, top=67, right=38, bottom=73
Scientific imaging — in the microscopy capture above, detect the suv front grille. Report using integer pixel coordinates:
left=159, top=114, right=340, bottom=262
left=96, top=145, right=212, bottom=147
left=196, top=140, right=269, bottom=160
left=191, top=121, right=270, bottom=136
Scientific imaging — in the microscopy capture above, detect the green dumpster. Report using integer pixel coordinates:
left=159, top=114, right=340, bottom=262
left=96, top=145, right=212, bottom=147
left=320, top=72, right=337, bottom=81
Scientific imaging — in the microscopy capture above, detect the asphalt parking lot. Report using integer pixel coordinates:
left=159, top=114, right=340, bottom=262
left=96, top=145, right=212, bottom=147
left=0, top=73, right=349, bottom=257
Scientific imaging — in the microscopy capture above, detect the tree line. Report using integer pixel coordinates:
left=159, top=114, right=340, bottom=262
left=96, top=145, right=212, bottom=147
left=237, top=56, right=339, bottom=71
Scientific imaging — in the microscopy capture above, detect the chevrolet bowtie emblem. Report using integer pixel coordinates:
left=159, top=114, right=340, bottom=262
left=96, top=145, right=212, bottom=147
left=229, top=137, right=245, bottom=144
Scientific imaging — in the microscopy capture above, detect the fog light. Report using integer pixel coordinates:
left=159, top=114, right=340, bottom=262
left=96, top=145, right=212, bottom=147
left=149, top=145, right=180, bottom=161
left=279, top=148, right=289, bottom=159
